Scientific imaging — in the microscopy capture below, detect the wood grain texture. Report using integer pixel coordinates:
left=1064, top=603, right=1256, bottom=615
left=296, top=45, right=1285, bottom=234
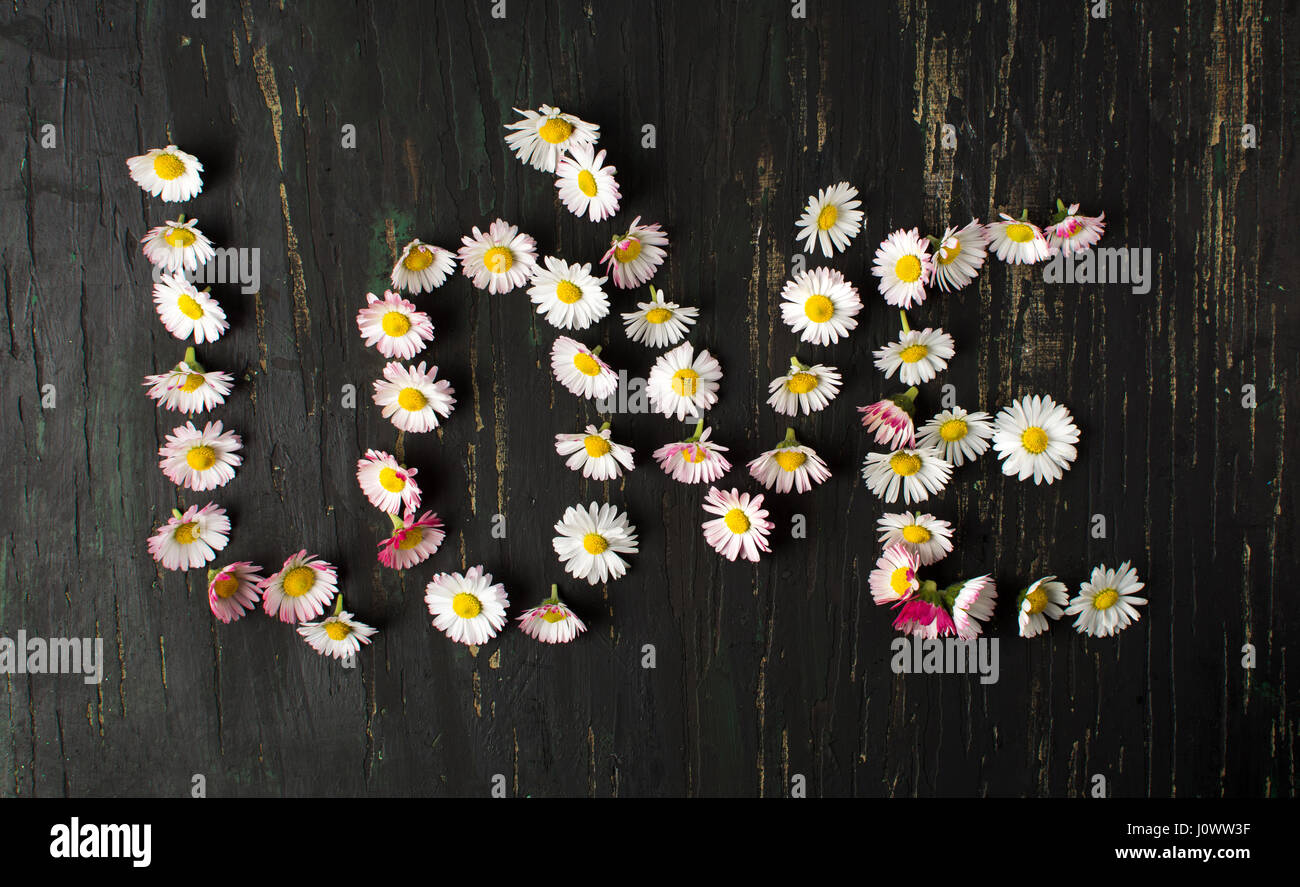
left=0, top=0, right=1295, bottom=797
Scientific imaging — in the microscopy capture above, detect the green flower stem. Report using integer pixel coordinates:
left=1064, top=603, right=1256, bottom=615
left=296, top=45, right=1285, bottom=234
left=182, top=346, right=204, bottom=373
left=599, top=421, right=611, bottom=432
left=648, top=285, right=662, bottom=303
left=171, top=508, right=183, bottom=519
left=916, top=579, right=941, bottom=605
left=686, top=418, right=705, bottom=443
left=389, top=512, right=406, bottom=532
left=778, top=426, right=799, bottom=448
left=331, top=594, right=344, bottom=617
left=591, top=345, right=602, bottom=357
left=790, top=356, right=810, bottom=372
left=207, top=568, right=218, bottom=583
left=544, top=583, right=561, bottom=605
left=899, top=310, right=911, bottom=333
left=889, top=386, right=920, bottom=416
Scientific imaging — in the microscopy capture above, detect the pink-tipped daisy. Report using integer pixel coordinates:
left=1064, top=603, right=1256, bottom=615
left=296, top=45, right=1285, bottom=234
left=554, top=422, right=635, bottom=481
left=869, top=543, right=920, bottom=606
left=747, top=427, right=831, bottom=494
left=550, top=336, right=618, bottom=400
left=372, top=361, right=456, bottom=433
left=951, top=575, right=997, bottom=639
left=391, top=239, right=456, bottom=293
left=126, top=145, right=203, bottom=202
left=356, top=449, right=421, bottom=514
left=297, top=601, right=377, bottom=660
left=987, top=211, right=1051, bottom=264
left=158, top=420, right=242, bottom=491
left=601, top=216, right=668, bottom=289
left=261, top=550, right=339, bottom=624
left=207, top=562, right=264, bottom=623
left=140, top=215, right=215, bottom=273
left=143, top=346, right=233, bottom=415
left=425, top=566, right=509, bottom=646
left=858, top=387, right=919, bottom=450
left=377, top=511, right=445, bottom=570
left=458, top=219, right=537, bottom=293
left=555, top=143, right=620, bottom=222
left=1046, top=199, right=1106, bottom=254
left=892, top=596, right=957, bottom=640
left=872, top=228, right=935, bottom=309
left=930, top=219, right=989, bottom=292
left=517, top=585, right=587, bottom=644
left=646, top=341, right=722, bottom=421
left=701, top=486, right=774, bottom=563
left=153, top=274, right=228, bottom=344
left=148, top=503, right=229, bottom=572
left=653, top=421, right=731, bottom=485
left=356, top=290, right=434, bottom=360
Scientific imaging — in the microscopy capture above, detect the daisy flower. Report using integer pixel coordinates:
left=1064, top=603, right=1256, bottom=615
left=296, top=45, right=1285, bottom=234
left=868, top=543, right=920, bottom=606
left=951, top=575, right=997, bottom=639
left=390, top=239, right=456, bottom=293
left=142, top=346, right=233, bottom=415
left=601, top=216, right=668, bottom=289
left=930, top=219, right=989, bottom=292
left=1017, top=575, right=1069, bottom=638
left=794, top=182, right=863, bottom=257
left=527, top=256, right=610, bottom=330
left=987, top=211, right=1051, bottom=264
left=646, top=341, right=722, bottom=421
left=458, top=219, right=538, bottom=294
left=356, top=449, right=421, bottom=514
left=992, top=394, right=1080, bottom=485
left=147, top=503, right=229, bottom=572
left=425, top=566, right=509, bottom=646
left=297, top=602, right=378, bottom=661
left=517, top=585, right=587, bottom=644
left=153, top=274, right=228, bottom=344
left=504, top=104, right=599, bottom=173
left=207, top=562, right=264, bottom=623
left=747, top=427, right=831, bottom=494
left=378, top=511, right=445, bottom=570
left=916, top=406, right=994, bottom=467
left=1046, top=199, right=1106, bottom=255
left=872, top=228, right=936, bottom=308
left=858, top=387, right=919, bottom=450
left=261, top=550, right=339, bottom=624
left=779, top=266, right=861, bottom=345
left=550, top=336, right=618, bottom=400
left=1066, top=561, right=1147, bottom=638
left=767, top=357, right=841, bottom=416
left=126, top=145, right=203, bottom=202
left=621, top=285, right=698, bottom=348
left=553, top=502, right=639, bottom=585
left=653, top=421, right=731, bottom=485
left=876, top=512, right=954, bottom=566
left=861, top=446, right=952, bottom=504
left=140, top=215, right=215, bottom=273
left=356, top=290, right=434, bottom=360
left=554, top=422, right=635, bottom=481
left=555, top=143, right=620, bottom=222
left=873, top=317, right=955, bottom=386
left=701, top=486, right=774, bottom=563
left=372, top=361, right=456, bottom=433
left=892, top=595, right=957, bottom=639
left=158, top=420, right=242, bottom=491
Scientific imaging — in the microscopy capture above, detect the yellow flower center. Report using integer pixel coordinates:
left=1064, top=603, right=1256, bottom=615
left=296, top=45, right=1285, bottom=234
left=1006, top=223, right=1034, bottom=243
left=680, top=445, right=707, bottom=464
left=582, top=533, right=609, bottom=555
left=577, top=169, right=598, bottom=197
left=803, top=294, right=834, bottom=323
left=723, top=508, right=750, bottom=534
left=555, top=280, right=584, bottom=304
left=381, top=311, right=411, bottom=337
left=180, top=372, right=206, bottom=392
left=672, top=368, right=700, bottom=397
left=889, top=566, right=914, bottom=596
left=282, top=566, right=316, bottom=598
left=173, top=521, right=199, bottom=545
left=583, top=435, right=611, bottom=457
left=398, top=387, right=428, bottom=411
left=403, top=246, right=434, bottom=271
left=899, top=344, right=929, bottom=363
left=645, top=307, right=672, bottom=324
left=774, top=450, right=806, bottom=472
left=152, top=153, right=187, bottom=180
left=378, top=467, right=406, bottom=492
left=894, top=254, right=923, bottom=283
left=186, top=445, right=217, bottom=471
left=1025, top=587, right=1049, bottom=615
left=538, top=117, right=574, bottom=144
left=452, top=592, right=482, bottom=618
left=177, top=294, right=205, bottom=319
left=816, top=204, right=838, bottom=230
left=901, top=524, right=931, bottom=544
left=163, top=226, right=196, bottom=248
left=890, top=452, right=922, bottom=477
left=572, top=352, right=602, bottom=376
left=1022, top=426, right=1049, bottom=454
left=1093, top=588, right=1120, bottom=610
left=484, top=245, right=514, bottom=273
left=542, top=609, right=569, bottom=624
left=397, top=528, right=424, bottom=550
left=324, top=621, right=352, bottom=641
left=939, top=418, right=968, bottom=442
left=937, top=239, right=962, bottom=265
left=614, top=239, right=642, bottom=263
left=212, top=576, right=240, bottom=599
left=786, top=372, right=818, bottom=394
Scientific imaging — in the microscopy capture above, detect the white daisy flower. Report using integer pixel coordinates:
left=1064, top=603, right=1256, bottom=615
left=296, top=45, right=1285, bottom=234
left=554, top=422, right=635, bottom=481
left=425, top=566, right=509, bottom=646
left=142, top=347, right=233, bottom=415
left=857, top=388, right=919, bottom=450
left=875, top=511, right=954, bottom=566
left=372, top=361, right=456, bottom=433
left=517, top=585, right=587, bottom=644
left=794, top=182, right=863, bottom=257
left=779, top=266, right=861, bottom=345
left=868, top=543, right=920, bottom=606
left=601, top=216, right=668, bottom=289
left=987, top=211, right=1050, bottom=264
left=140, top=216, right=215, bottom=273
left=873, top=322, right=955, bottom=386
left=1017, top=575, right=1069, bottom=638
left=298, top=603, right=378, bottom=660
left=147, top=503, right=229, bottom=571
left=766, top=358, right=841, bottom=416
left=377, top=511, right=445, bottom=571
left=207, top=561, right=263, bottom=623
left=747, top=427, right=832, bottom=494
left=356, top=449, right=421, bottom=514
left=1046, top=199, right=1106, bottom=254
left=261, top=550, right=339, bottom=624
left=701, top=486, right=774, bottom=563
left=458, top=219, right=538, bottom=293
left=872, top=228, right=936, bottom=309
left=390, top=239, right=456, bottom=293
left=647, top=341, right=722, bottom=421
left=1065, top=561, right=1147, bottom=638
left=126, top=145, right=203, bottom=202
left=528, top=256, right=609, bottom=330
left=553, top=502, right=639, bottom=585
left=555, top=143, right=620, bottom=222
left=916, top=406, right=994, bottom=467
left=992, top=394, right=1080, bottom=485
left=356, top=290, right=435, bottom=360
left=621, top=285, right=698, bottom=348
left=153, top=274, right=228, bottom=344
left=931, top=219, right=989, bottom=292
left=550, top=336, right=618, bottom=400
left=861, top=446, right=952, bottom=504
left=653, top=422, right=731, bottom=485
left=504, top=104, right=599, bottom=173
left=158, top=419, right=242, bottom=491
left=952, top=575, right=997, bottom=639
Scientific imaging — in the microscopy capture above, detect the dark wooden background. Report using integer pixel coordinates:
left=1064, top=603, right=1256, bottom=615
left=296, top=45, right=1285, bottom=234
left=1, top=0, right=1295, bottom=798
